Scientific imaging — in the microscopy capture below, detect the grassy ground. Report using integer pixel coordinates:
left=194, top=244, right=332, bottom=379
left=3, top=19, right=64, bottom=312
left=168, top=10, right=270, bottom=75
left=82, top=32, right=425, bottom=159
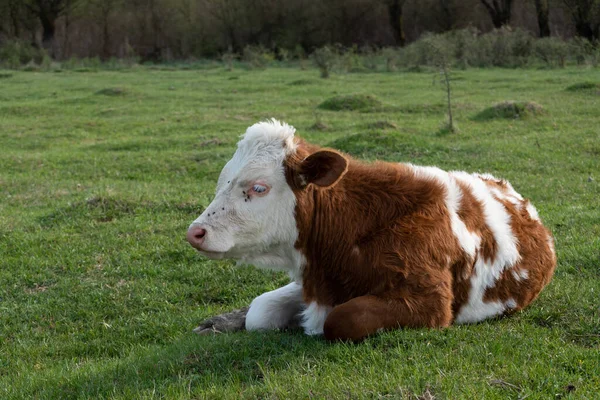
left=0, top=65, right=598, bottom=399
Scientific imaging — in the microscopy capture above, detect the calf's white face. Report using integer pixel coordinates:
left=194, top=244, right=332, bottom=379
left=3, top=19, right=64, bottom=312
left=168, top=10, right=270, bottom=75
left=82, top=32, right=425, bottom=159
left=187, top=120, right=298, bottom=261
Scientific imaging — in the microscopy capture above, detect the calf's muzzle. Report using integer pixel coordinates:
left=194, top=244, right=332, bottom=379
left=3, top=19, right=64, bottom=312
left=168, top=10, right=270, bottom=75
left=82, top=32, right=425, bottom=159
left=187, top=225, right=207, bottom=250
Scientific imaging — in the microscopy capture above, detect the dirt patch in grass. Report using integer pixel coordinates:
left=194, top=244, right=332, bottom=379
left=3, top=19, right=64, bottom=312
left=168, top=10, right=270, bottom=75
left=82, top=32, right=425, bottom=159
left=367, top=120, right=397, bottom=130
left=566, top=332, right=600, bottom=348
left=473, top=101, right=544, bottom=121
left=199, top=138, right=226, bottom=147
left=24, top=283, right=54, bottom=295
left=565, top=82, right=600, bottom=92
left=528, top=312, right=560, bottom=328
left=396, top=103, right=446, bottom=115
left=81, top=196, right=136, bottom=222
left=289, top=79, right=315, bottom=86
left=95, top=87, right=128, bottom=96
left=309, top=121, right=330, bottom=131
left=318, top=94, right=383, bottom=112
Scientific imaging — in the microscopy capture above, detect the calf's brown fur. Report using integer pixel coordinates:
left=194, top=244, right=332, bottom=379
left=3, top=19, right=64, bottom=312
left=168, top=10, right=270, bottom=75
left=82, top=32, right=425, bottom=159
left=284, top=139, right=556, bottom=341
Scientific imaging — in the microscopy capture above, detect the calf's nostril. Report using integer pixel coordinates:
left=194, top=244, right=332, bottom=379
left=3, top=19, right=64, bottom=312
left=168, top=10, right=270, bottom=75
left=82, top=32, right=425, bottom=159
left=195, top=228, right=206, bottom=239
left=187, top=226, right=207, bottom=248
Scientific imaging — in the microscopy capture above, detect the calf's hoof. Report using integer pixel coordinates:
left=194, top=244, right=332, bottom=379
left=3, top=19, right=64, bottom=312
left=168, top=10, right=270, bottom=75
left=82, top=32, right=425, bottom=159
left=193, top=307, right=249, bottom=335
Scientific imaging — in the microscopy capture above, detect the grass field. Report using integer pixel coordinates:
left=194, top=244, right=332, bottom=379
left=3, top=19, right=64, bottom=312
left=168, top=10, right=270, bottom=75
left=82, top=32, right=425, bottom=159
left=1, top=65, right=599, bottom=399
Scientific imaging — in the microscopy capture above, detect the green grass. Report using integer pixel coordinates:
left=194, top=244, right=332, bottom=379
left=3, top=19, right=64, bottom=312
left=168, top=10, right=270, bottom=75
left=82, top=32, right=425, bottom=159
left=1, top=65, right=599, bottom=399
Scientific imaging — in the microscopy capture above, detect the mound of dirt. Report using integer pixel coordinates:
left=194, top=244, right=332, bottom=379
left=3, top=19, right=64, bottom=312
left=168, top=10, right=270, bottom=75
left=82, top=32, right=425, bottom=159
left=318, top=94, right=382, bottom=112
left=309, top=121, right=330, bottom=131
left=566, top=82, right=600, bottom=92
left=95, top=87, right=128, bottom=96
left=367, top=120, right=398, bottom=129
left=473, top=101, right=544, bottom=120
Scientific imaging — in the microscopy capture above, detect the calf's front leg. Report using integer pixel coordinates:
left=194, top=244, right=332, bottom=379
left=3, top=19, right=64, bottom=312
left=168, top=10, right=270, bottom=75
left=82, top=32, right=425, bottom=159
left=245, top=282, right=305, bottom=331
left=193, top=282, right=305, bottom=335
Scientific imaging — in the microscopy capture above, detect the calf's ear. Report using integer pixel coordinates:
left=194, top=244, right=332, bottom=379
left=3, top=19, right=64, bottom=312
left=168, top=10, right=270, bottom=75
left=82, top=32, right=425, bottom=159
left=299, top=150, right=348, bottom=188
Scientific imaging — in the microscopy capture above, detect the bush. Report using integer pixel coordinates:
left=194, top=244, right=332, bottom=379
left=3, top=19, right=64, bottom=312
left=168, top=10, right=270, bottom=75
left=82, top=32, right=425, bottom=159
left=570, top=38, right=600, bottom=67
left=420, top=33, right=454, bottom=66
left=400, top=37, right=435, bottom=69
left=360, top=45, right=379, bottom=71
left=534, top=38, right=569, bottom=68
left=242, top=45, right=273, bottom=69
left=472, top=28, right=533, bottom=68
left=340, top=45, right=364, bottom=73
left=392, top=28, right=544, bottom=69
left=293, top=45, right=308, bottom=70
left=449, top=28, right=478, bottom=69
left=0, top=40, right=47, bottom=69
left=380, top=48, right=400, bottom=72
left=312, top=46, right=337, bottom=78
left=221, top=48, right=236, bottom=71
left=277, top=48, right=290, bottom=62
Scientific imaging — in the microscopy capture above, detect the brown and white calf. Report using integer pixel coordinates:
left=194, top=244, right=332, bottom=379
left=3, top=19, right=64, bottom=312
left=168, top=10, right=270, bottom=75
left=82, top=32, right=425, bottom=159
left=187, top=119, right=556, bottom=341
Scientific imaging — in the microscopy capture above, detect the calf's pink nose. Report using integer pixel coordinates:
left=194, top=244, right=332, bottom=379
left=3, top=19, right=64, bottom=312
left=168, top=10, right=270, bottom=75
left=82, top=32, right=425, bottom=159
left=187, top=225, right=207, bottom=249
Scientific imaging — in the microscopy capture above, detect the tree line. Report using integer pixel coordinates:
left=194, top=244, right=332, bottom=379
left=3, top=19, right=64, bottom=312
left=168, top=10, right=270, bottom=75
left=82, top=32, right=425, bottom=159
left=0, top=0, right=598, bottom=61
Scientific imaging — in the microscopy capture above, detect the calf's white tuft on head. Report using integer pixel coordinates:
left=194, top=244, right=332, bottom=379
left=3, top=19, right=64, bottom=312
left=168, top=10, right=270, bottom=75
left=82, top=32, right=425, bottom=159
left=187, top=119, right=299, bottom=266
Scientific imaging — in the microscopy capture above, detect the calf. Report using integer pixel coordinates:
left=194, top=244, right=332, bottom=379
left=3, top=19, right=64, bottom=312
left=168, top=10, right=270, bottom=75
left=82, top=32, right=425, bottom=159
left=187, top=119, right=556, bottom=341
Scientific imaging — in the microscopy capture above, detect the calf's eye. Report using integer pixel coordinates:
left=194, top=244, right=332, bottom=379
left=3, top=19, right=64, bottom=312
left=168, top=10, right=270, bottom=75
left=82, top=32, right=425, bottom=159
left=253, top=184, right=267, bottom=193
left=248, top=183, right=270, bottom=197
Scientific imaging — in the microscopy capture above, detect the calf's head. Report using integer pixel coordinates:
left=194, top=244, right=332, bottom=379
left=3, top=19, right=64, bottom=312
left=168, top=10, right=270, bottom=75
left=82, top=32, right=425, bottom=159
left=187, top=119, right=348, bottom=262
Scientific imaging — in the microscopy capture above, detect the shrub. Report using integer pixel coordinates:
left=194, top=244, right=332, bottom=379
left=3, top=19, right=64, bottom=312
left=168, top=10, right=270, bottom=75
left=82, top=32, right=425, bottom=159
left=242, top=45, right=273, bottom=69
left=449, top=28, right=478, bottom=69
left=293, top=45, right=308, bottom=70
left=391, top=28, right=540, bottom=69
left=570, top=38, right=600, bottom=67
left=340, top=45, right=364, bottom=73
left=534, top=38, right=569, bottom=68
left=400, top=36, right=436, bottom=68
left=77, top=57, right=102, bottom=70
left=40, top=52, right=53, bottom=71
left=60, top=57, right=79, bottom=70
left=421, top=33, right=454, bottom=67
left=380, top=48, right=400, bottom=72
left=510, top=29, right=534, bottom=67
left=422, top=34, right=458, bottom=133
left=312, top=46, right=337, bottom=78
left=221, top=48, right=236, bottom=71
left=0, top=40, right=47, bottom=69
left=360, top=45, right=379, bottom=71
left=277, top=48, right=290, bottom=62
left=473, top=28, right=533, bottom=68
